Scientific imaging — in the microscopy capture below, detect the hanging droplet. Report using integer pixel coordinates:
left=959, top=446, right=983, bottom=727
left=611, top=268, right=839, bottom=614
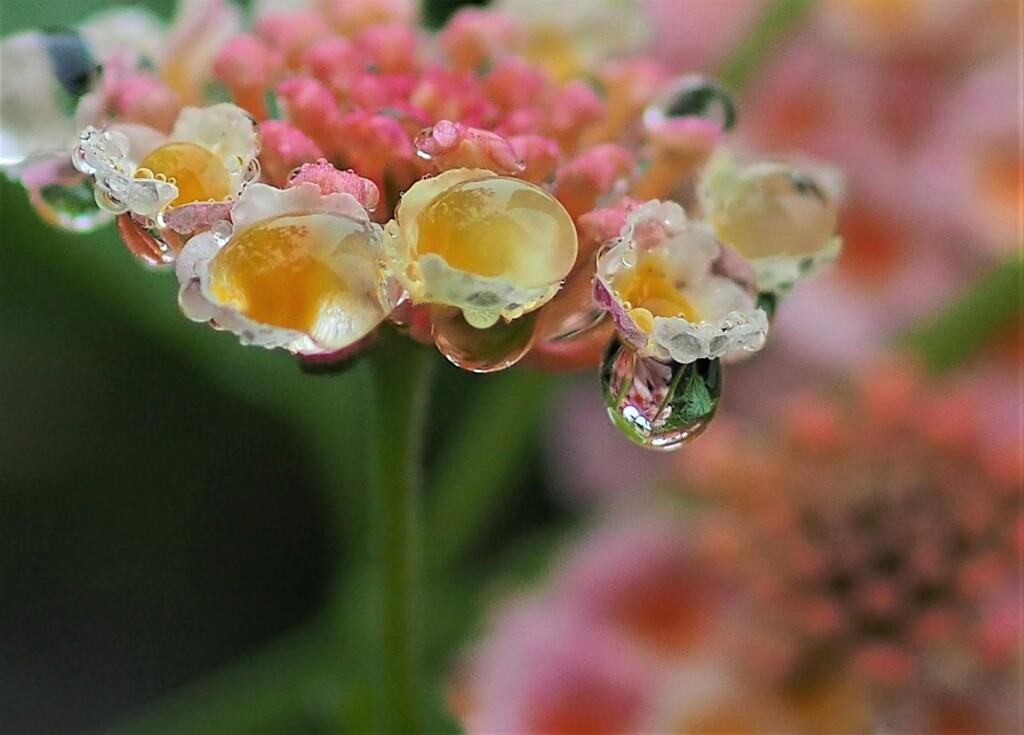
left=116, top=214, right=177, bottom=267
left=643, top=74, right=737, bottom=134
left=599, top=341, right=721, bottom=450
left=26, top=174, right=110, bottom=232
left=433, top=307, right=538, bottom=373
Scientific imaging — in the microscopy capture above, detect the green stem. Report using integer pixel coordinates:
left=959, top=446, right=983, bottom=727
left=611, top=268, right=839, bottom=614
left=718, top=0, right=816, bottom=92
left=902, top=255, right=1022, bottom=371
left=427, top=369, right=554, bottom=572
left=366, top=329, right=435, bottom=733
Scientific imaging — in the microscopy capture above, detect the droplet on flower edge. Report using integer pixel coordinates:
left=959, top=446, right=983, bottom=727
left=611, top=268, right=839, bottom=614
left=599, top=340, right=721, bottom=450
left=432, top=307, right=539, bottom=373
left=28, top=174, right=111, bottom=232
left=643, top=74, right=737, bottom=134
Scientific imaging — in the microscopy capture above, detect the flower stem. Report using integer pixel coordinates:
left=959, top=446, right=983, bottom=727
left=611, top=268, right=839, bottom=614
left=718, top=0, right=816, bottom=92
left=903, top=255, right=1022, bottom=371
left=366, top=329, right=435, bottom=733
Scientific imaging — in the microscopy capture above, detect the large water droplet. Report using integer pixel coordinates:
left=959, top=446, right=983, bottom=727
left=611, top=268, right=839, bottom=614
left=644, top=74, right=737, bottom=133
left=599, top=341, right=721, bottom=450
left=433, top=307, right=538, bottom=373
left=710, top=164, right=838, bottom=260
left=27, top=174, right=110, bottom=232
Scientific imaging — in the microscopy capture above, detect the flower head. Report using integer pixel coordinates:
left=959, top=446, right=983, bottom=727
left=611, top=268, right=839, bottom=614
left=594, top=200, right=767, bottom=364
left=4, top=0, right=840, bottom=446
left=682, top=360, right=1022, bottom=728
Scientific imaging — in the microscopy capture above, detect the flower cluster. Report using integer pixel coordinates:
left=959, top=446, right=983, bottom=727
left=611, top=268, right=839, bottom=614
left=1, top=0, right=839, bottom=449
left=681, top=360, right=1022, bottom=731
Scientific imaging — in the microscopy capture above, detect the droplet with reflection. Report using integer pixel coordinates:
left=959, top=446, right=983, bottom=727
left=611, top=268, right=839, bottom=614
left=643, top=74, right=737, bottom=134
left=600, top=340, right=721, bottom=450
left=432, top=306, right=538, bottom=373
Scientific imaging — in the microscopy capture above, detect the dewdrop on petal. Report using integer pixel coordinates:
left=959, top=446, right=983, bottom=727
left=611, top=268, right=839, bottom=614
left=387, top=168, right=578, bottom=330
left=700, top=147, right=842, bottom=297
left=176, top=180, right=395, bottom=356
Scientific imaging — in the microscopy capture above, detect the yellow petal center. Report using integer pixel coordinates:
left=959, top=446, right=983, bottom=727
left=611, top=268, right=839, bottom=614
left=414, top=176, right=577, bottom=288
left=136, top=142, right=232, bottom=209
left=524, top=27, right=582, bottom=82
left=208, top=213, right=373, bottom=335
left=611, top=254, right=695, bottom=333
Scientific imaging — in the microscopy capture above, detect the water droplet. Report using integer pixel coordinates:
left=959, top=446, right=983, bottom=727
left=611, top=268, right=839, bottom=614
left=243, top=158, right=261, bottom=184
left=644, top=74, right=737, bottom=133
left=599, top=341, right=721, bottom=450
left=26, top=174, right=110, bottom=232
left=756, top=291, right=777, bottom=319
left=41, top=28, right=100, bottom=102
left=210, top=219, right=234, bottom=244
left=432, top=307, right=538, bottom=373
left=116, top=214, right=176, bottom=267
left=708, top=164, right=838, bottom=259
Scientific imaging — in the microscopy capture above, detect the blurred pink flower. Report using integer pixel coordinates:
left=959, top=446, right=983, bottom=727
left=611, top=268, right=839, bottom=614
left=680, top=359, right=1022, bottom=730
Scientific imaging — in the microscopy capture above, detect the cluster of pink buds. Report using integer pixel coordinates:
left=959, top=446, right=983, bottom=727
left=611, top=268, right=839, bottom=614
left=1, top=0, right=840, bottom=449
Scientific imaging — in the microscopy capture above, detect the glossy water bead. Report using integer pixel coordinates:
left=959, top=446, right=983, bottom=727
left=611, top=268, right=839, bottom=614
left=414, top=176, right=577, bottom=289
left=703, top=152, right=838, bottom=260
left=136, top=141, right=232, bottom=209
left=600, top=341, right=722, bottom=450
left=390, top=170, right=579, bottom=329
left=207, top=213, right=382, bottom=338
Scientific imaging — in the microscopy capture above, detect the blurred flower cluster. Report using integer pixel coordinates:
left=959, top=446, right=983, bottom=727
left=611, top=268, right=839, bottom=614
left=0, top=0, right=844, bottom=449
left=456, top=361, right=1021, bottom=733
left=708, top=0, right=1020, bottom=367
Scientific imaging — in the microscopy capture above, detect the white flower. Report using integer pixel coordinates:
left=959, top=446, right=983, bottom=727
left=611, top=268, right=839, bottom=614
left=74, top=103, right=260, bottom=221
left=594, top=200, right=767, bottom=364
left=176, top=182, right=397, bottom=356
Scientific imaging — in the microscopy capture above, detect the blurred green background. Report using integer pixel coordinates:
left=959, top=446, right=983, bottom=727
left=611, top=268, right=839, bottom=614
left=0, top=1, right=570, bottom=733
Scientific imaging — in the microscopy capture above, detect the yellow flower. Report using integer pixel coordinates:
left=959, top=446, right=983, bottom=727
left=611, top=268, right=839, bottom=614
left=700, top=147, right=841, bottom=296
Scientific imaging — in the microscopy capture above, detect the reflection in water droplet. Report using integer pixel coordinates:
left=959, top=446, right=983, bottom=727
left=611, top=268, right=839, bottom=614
left=116, top=213, right=177, bottom=267
left=644, top=74, right=737, bottom=133
left=756, top=291, right=778, bottom=319
left=599, top=341, right=721, bottom=450
left=433, top=307, right=538, bottom=373
left=28, top=175, right=110, bottom=232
